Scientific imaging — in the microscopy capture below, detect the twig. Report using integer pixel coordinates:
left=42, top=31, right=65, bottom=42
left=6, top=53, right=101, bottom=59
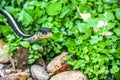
left=9, top=56, right=15, bottom=70
left=76, top=6, right=82, bottom=17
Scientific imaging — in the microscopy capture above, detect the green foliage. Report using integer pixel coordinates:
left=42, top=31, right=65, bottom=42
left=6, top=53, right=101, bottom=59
left=115, top=72, right=120, bottom=80
left=115, top=8, right=120, bottom=20
left=20, top=41, right=30, bottom=48
left=0, top=0, right=120, bottom=79
left=28, top=44, right=42, bottom=64
left=46, top=1, right=62, bottom=16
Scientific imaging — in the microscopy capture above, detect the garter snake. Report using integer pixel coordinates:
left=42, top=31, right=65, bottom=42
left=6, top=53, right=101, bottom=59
left=0, top=9, right=52, bottom=43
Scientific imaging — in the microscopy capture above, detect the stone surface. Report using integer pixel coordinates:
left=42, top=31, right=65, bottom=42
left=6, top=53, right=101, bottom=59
left=0, top=39, right=11, bottom=64
left=0, top=69, right=17, bottom=77
left=0, top=72, right=29, bottom=80
left=0, top=39, right=5, bottom=48
left=30, top=64, right=50, bottom=80
left=0, top=39, right=15, bottom=69
left=50, top=71, right=88, bottom=80
left=0, top=63, right=4, bottom=69
left=47, top=52, right=69, bottom=75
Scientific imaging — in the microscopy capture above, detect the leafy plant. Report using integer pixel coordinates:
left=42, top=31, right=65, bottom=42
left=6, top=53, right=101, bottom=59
left=0, top=0, right=120, bottom=79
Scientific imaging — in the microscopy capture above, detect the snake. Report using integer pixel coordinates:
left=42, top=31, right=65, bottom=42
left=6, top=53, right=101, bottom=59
left=0, top=9, right=52, bottom=43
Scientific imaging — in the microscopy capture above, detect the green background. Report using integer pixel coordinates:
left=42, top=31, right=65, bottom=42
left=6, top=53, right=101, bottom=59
left=0, top=0, right=120, bottom=79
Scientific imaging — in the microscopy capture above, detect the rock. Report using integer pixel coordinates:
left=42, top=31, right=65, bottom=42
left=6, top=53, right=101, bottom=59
left=0, top=72, right=29, bottom=80
left=47, top=52, right=69, bottom=75
left=30, top=64, right=50, bottom=80
left=0, top=52, right=10, bottom=64
left=0, top=39, right=15, bottom=69
left=50, top=71, right=88, bottom=80
left=0, top=69, right=21, bottom=77
left=0, top=40, right=11, bottom=64
left=0, top=39, right=5, bottom=48
left=0, top=63, right=4, bottom=69
left=13, top=47, right=29, bottom=71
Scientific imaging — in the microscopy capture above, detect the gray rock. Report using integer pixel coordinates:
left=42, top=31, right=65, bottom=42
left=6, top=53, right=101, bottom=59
left=0, top=63, right=4, bottom=69
left=30, top=65, right=50, bottom=80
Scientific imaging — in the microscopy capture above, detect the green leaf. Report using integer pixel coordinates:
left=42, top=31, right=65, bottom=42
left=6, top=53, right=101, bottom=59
left=46, top=2, right=62, bottom=16
left=71, top=0, right=77, bottom=5
left=98, top=5, right=103, bottom=12
left=64, top=39, right=76, bottom=53
left=18, top=9, right=33, bottom=25
left=90, top=35, right=103, bottom=44
left=0, top=0, right=6, bottom=8
left=37, top=16, right=47, bottom=24
left=35, top=9, right=45, bottom=18
left=39, top=2, right=47, bottom=9
left=29, top=54, right=34, bottom=59
left=104, top=0, right=118, bottom=3
left=0, top=25, right=11, bottom=36
left=114, top=27, right=120, bottom=36
left=105, top=22, right=115, bottom=31
left=28, top=1, right=39, bottom=6
left=6, top=34, right=16, bottom=42
left=110, top=65, right=119, bottom=74
left=34, top=55, right=39, bottom=59
left=52, top=32, right=64, bottom=42
left=28, top=58, right=35, bottom=64
left=42, top=22, right=53, bottom=28
left=20, top=41, right=30, bottom=48
left=9, top=43, right=19, bottom=52
left=1, top=1, right=120, bottom=80
left=23, top=1, right=39, bottom=9
left=59, top=6, right=70, bottom=18
left=84, top=55, right=89, bottom=62
left=114, top=49, right=120, bottom=58
left=104, top=4, right=111, bottom=9
left=104, top=12, right=115, bottom=21
left=73, top=60, right=81, bottom=70
left=99, top=66, right=106, bottom=74
left=80, top=0, right=87, bottom=4
left=111, top=35, right=118, bottom=42
left=115, top=72, right=120, bottom=80
left=86, top=18, right=98, bottom=27
left=16, top=0, right=23, bottom=6
left=53, top=43, right=62, bottom=53
left=115, top=8, right=120, bottom=20
left=78, top=23, right=92, bottom=36
left=32, top=44, right=42, bottom=50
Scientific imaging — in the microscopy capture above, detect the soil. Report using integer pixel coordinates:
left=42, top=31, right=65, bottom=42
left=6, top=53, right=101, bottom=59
left=13, top=47, right=29, bottom=71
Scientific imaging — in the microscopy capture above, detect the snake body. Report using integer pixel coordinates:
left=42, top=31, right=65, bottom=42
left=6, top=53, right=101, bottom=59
left=0, top=9, right=52, bottom=42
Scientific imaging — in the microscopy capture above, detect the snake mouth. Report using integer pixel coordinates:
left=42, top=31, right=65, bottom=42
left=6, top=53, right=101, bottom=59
left=38, top=33, right=53, bottom=39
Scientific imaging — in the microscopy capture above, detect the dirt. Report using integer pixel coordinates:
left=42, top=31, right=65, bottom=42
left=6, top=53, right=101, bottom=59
left=13, top=47, right=29, bottom=71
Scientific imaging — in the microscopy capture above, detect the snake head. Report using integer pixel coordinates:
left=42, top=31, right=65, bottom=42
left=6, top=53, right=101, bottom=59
left=36, top=28, right=52, bottom=39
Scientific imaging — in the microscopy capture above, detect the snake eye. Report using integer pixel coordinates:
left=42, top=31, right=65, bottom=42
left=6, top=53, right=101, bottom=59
left=38, top=28, right=51, bottom=34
